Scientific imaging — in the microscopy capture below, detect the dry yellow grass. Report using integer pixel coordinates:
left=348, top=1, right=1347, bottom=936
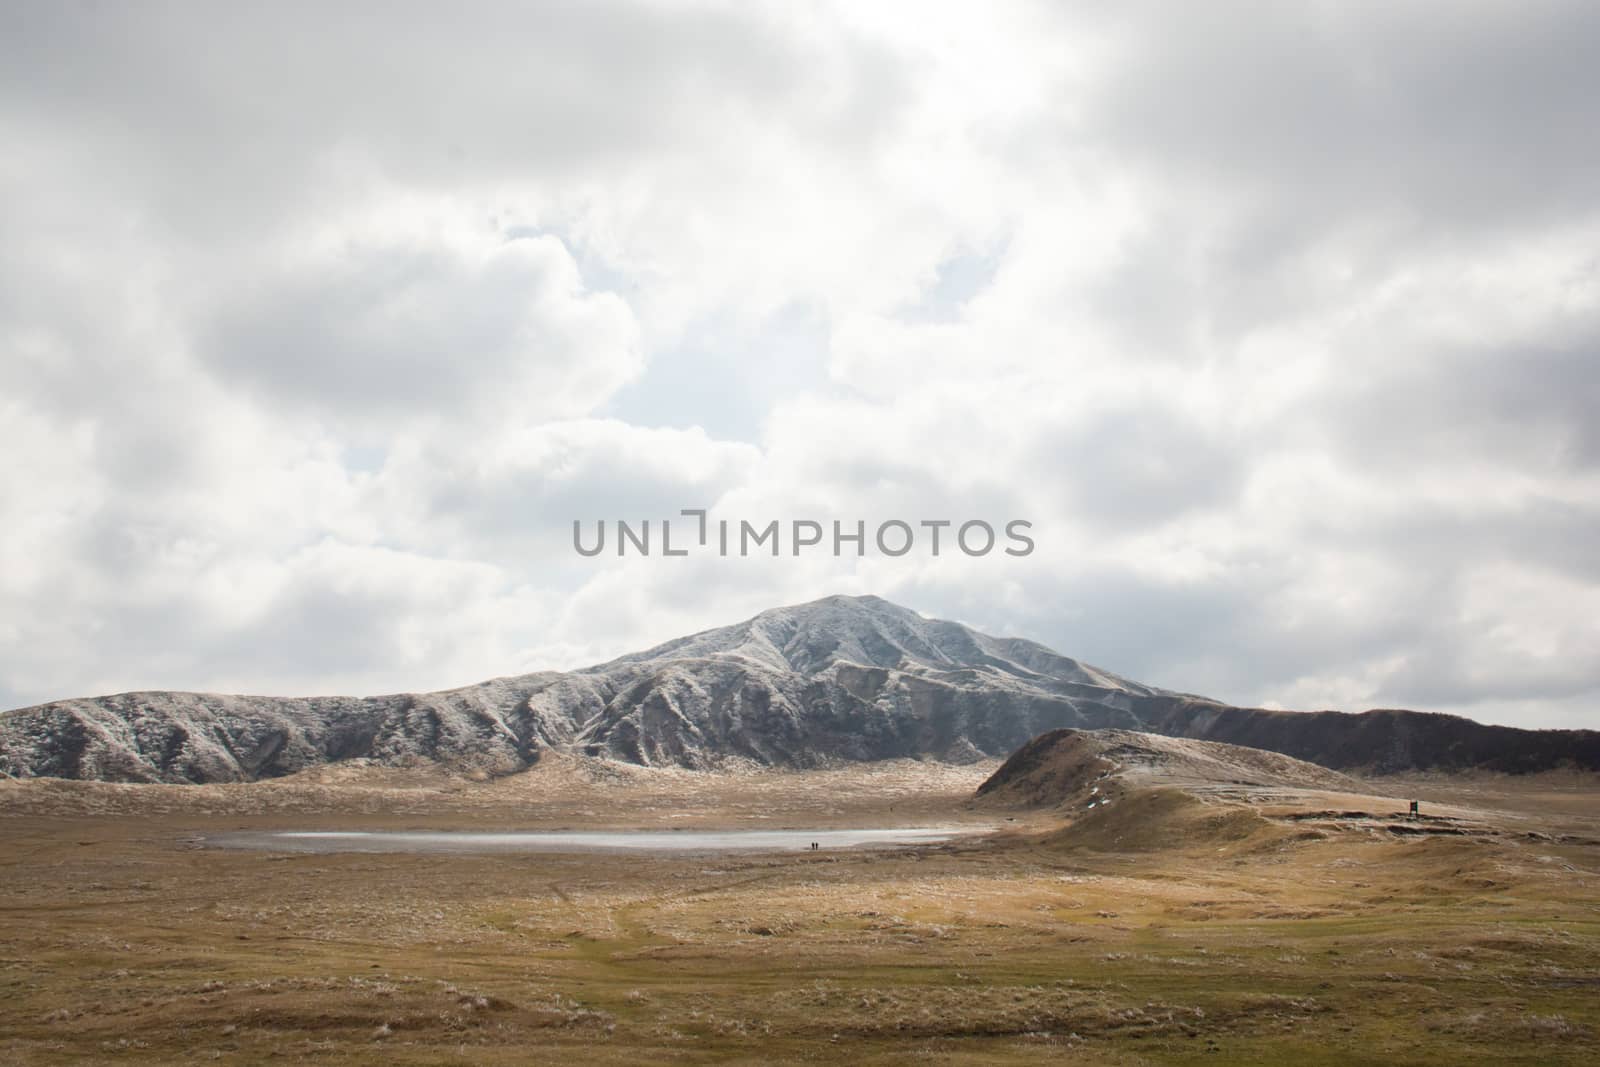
left=1, top=757, right=1597, bottom=1064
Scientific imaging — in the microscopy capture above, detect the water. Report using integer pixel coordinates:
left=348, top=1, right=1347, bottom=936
left=207, top=827, right=983, bottom=854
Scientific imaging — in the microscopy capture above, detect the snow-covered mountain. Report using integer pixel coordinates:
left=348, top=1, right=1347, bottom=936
left=3, top=595, right=1596, bottom=783
left=0, top=596, right=1160, bottom=782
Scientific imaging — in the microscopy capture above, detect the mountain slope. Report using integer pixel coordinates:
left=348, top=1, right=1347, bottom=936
left=0, top=596, right=1154, bottom=782
left=974, top=728, right=1381, bottom=857
left=1136, top=696, right=1600, bottom=775
left=565, top=596, right=1155, bottom=768
left=975, top=727, right=1361, bottom=810
left=2, top=595, right=1595, bottom=783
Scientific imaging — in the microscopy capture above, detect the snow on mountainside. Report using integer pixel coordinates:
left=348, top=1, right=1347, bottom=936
left=563, top=595, right=1160, bottom=768
left=3, top=595, right=1596, bottom=783
left=0, top=596, right=1156, bottom=782
left=595, top=595, right=1149, bottom=691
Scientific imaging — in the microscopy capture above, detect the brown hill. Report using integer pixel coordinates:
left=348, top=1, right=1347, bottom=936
left=975, top=728, right=1361, bottom=811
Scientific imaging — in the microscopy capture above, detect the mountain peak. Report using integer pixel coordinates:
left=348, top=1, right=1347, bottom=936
left=591, top=593, right=1080, bottom=680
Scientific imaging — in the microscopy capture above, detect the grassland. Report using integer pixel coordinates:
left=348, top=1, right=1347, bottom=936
left=1, top=757, right=1597, bottom=1064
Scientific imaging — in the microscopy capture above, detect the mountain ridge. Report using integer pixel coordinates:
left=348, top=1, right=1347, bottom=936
left=2, top=595, right=1595, bottom=783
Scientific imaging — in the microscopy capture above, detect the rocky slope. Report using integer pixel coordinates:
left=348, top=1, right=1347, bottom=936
left=0, top=596, right=1157, bottom=783
left=973, top=729, right=1398, bottom=858
left=2, top=594, right=1595, bottom=783
left=974, top=728, right=1361, bottom=810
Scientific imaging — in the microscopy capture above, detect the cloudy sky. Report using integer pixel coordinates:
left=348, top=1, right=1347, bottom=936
left=2, top=1, right=1597, bottom=729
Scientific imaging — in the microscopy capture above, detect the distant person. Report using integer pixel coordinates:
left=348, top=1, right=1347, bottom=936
left=1409, top=800, right=1419, bottom=819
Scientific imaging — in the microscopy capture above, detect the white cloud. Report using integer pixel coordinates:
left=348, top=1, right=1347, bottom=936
left=201, top=207, right=643, bottom=431
left=0, top=1, right=1596, bottom=729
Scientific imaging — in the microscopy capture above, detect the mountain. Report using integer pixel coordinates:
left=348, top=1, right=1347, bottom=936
left=570, top=594, right=1158, bottom=767
left=2, top=594, right=1596, bottom=783
left=0, top=596, right=1155, bottom=783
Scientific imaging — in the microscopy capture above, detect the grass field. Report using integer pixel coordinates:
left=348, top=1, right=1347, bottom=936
left=1, top=758, right=1596, bottom=1064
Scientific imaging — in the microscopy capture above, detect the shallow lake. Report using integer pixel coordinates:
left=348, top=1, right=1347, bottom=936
left=207, top=827, right=985, bottom=854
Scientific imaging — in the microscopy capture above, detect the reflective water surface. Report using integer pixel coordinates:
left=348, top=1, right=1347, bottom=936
left=207, top=827, right=985, bottom=853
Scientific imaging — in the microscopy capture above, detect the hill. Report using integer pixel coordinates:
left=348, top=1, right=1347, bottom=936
left=975, top=727, right=1361, bottom=810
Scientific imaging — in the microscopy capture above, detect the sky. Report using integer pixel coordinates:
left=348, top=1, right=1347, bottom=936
left=1, top=1, right=1597, bottom=729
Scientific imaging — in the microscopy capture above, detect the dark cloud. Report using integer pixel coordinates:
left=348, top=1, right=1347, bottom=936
left=0, top=1, right=910, bottom=236
left=1029, top=405, right=1248, bottom=531
left=1088, top=1, right=1600, bottom=235
left=1319, top=319, right=1600, bottom=475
